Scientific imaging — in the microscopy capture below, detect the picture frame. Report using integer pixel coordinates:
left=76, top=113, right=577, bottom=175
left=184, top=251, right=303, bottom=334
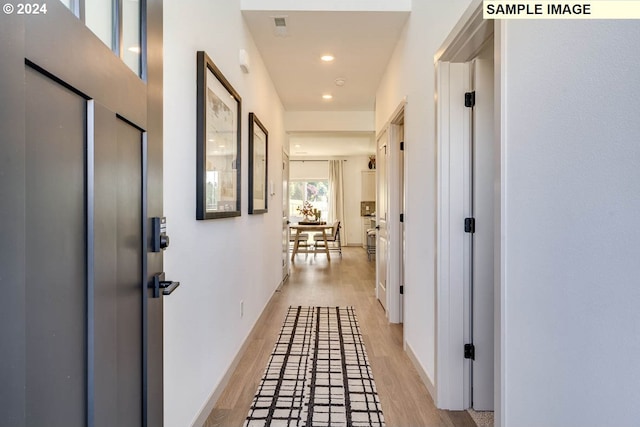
left=248, top=113, right=268, bottom=214
left=196, top=50, right=242, bottom=220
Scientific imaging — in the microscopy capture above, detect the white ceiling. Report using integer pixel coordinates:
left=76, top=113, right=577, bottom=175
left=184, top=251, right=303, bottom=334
left=289, top=132, right=375, bottom=157
left=242, top=10, right=409, bottom=112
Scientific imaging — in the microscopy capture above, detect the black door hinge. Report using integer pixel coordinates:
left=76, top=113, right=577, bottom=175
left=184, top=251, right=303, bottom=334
left=465, top=91, right=475, bottom=108
left=400, top=213, right=404, bottom=223
left=464, top=343, right=475, bottom=360
left=400, top=285, right=404, bottom=295
left=464, top=217, right=475, bottom=233
left=400, top=141, right=404, bottom=151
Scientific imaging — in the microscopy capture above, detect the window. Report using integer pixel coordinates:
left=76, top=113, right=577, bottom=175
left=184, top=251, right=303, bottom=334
left=58, top=0, right=142, bottom=77
left=289, top=180, right=329, bottom=222
left=85, top=0, right=113, bottom=49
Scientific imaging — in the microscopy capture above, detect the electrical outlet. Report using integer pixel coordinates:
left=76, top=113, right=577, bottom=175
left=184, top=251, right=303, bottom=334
left=240, top=300, right=244, bottom=318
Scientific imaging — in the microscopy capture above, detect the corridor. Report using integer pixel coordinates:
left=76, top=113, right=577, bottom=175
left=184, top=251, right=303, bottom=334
left=204, top=248, right=476, bottom=427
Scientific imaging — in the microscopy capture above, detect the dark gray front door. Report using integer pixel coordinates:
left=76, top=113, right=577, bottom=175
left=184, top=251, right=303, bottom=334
left=0, top=1, right=164, bottom=426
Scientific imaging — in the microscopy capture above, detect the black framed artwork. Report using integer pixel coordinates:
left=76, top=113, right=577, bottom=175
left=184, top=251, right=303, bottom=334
left=196, top=50, right=242, bottom=220
left=248, top=113, right=268, bottom=214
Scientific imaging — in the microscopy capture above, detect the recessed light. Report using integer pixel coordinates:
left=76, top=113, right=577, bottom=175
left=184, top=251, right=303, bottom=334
left=295, top=144, right=301, bottom=148
left=322, top=94, right=333, bottom=100
left=335, top=78, right=346, bottom=87
left=321, top=55, right=334, bottom=62
left=128, top=46, right=141, bottom=54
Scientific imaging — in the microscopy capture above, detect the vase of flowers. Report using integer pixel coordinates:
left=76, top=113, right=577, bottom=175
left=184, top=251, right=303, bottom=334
left=296, top=201, right=316, bottom=221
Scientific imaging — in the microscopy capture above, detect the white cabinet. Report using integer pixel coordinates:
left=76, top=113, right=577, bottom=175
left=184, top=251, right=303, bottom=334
left=362, top=217, right=372, bottom=249
left=361, top=171, right=376, bottom=248
left=361, top=170, right=375, bottom=201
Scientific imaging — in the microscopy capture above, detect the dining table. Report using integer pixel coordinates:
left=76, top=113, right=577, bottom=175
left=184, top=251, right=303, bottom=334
left=289, top=222, right=334, bottom=261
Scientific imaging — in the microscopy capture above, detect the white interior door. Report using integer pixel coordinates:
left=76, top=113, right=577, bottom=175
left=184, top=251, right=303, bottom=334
left=434, top=7, right=496, bottom=411
left=282, top=151, right=290, bottom=282
left=470, top=46, right=495, bottom=410
left=397, top=122, right=405, bottom=323
left=376, top=130, right=389, bottom=311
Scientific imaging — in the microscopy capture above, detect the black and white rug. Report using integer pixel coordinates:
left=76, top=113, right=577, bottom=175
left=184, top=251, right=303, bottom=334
left=245, top=306, right=385, bottom=427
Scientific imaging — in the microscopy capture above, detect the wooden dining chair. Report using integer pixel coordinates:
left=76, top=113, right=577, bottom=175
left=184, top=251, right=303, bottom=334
left=289, top=232, right=309, bottom=250
left=313, top=221, right=342, bottom=257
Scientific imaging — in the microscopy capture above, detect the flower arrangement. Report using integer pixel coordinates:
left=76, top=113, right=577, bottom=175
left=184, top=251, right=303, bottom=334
left=368, top=155, right=376, bottom=169
left=296, top=201, right=315, bottom=218
left=296, top=201, right=321, bottom=221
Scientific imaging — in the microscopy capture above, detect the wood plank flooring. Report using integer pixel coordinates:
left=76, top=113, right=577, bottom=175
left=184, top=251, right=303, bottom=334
left=203, top=247, right=476, bottom=427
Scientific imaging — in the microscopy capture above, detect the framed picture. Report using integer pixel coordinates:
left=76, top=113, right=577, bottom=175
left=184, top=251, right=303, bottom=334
left=248, top=113, right=268, bottom=214
left=196, top=51, right=242, bottom=220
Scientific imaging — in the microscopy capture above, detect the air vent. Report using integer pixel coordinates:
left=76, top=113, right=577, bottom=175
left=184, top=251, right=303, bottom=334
left=272, top=16, right=289, bottom=37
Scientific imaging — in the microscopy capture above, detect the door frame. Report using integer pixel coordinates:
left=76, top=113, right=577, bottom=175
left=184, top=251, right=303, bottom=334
left=376, top=100, right=406, bottom=324
left=281, top=149, right=290, bottom=285
left=434, top=0, right=505, bottom=420
left=398, top=115, right=405, bottom=325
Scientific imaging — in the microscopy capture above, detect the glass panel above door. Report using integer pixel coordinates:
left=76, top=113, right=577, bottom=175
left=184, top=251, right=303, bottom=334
left=122, top=0, right=141, bottom=76
left=85, top=0, right=114, bottom=49
left=58, top=0, right=78, bottom=16
left=57, top=0, right=144, bottom=79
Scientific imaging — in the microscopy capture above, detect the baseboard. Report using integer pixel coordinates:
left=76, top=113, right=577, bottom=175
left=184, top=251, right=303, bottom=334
left=277, top=273, right=289, bottom=291
left=405, top=341, right=437, bottom=402
left=190, top=288, right=280, bottom=427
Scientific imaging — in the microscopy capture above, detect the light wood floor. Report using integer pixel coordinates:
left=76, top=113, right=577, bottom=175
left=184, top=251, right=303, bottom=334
left=203, top=247, right=476, bottom=427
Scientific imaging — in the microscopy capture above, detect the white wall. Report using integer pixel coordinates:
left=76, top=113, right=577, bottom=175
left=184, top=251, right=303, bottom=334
left=163, top=1, right=286, bottom=425
left=289, top=160, right=328, bottom=180
left=374, top=0, right=473, bottom=389
left=500, top=20, right=640, bottom=427
left=289, top=156, right=370, bottom=245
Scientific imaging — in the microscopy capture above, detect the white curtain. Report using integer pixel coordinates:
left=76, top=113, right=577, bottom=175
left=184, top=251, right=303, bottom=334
left=328, top=160, right=346, bottom=244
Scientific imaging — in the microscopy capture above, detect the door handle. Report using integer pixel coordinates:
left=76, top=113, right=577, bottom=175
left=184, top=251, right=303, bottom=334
left=151, top=272, right=180, bottom=298
left=375, top=225, right=380, bottom=230
left=160, top=280, right=180, bottom=295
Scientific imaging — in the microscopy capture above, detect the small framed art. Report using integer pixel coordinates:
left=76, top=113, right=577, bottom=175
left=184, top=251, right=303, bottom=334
left=248, top=113, right=268, bottom=214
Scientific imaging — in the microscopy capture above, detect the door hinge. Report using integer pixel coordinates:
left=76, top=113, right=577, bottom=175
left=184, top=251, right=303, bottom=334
left=464, top=343, right=475, bottom=360
left=400, top=141, right=404, bottom=151
left=464, top=217, right=475, bottom=233
left=465, top=91, right=475, bottom=108
left=400, top=213, right=404, bottom=223
left=400, top=285, right=404, bottom=295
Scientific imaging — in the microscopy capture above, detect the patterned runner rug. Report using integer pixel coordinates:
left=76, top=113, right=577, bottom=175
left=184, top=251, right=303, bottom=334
left=245, top=306, right=385, bottom=427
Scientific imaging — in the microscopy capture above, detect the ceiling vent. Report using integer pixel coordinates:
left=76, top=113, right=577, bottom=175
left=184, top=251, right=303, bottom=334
left=273, top=16, right=289, bottom=37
